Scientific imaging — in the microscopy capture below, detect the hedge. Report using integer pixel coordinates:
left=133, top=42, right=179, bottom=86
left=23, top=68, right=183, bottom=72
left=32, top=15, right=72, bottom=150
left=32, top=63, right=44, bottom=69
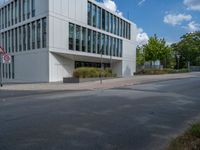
left=73, top=67, right=114, bottom=78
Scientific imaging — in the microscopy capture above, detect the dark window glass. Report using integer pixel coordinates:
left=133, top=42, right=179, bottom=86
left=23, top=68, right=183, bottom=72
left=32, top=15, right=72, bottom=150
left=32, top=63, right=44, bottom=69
left=106, top=35, right=109, bottom=55
left=27, top=24, right=31, bottom=50
left=19, top=27, right=22, bottom=51
left=18, top=0, right=21, bottom=22
left=97, top=7, right=101, bottom=29
left=93, top=31, right=96, bottom=53
left=15, top=29, right=18, bottom=52
left=69, top=23, right=74, bottom=50
left=23, top=25, right=26, bottom=50
left=12, top=56, right=15, bottom=79
left=101, top=34, right=105, bottom=54
left=92, top=4, right=96, bottom=27
left=76, top=25, right=81, bottom=51
left=42, top=18, right=47, bottom=48
left=87, top=29, right=91, bottom=53
left=87, top=2, right=92, bottom=25
left=105, top=11, right=109, bottom=32
left=27, top=0, right=30, bottom=19
left=32, top=22, right=36, bottom=49
left=102, top=9, right=105, bottom=31
left=97, top=32, right=101, bottom=54
left=110, top=37, right=113, bottom=56
left=15, top=0, right=18, bottom=23
left=37, top=20, right=41, bottom=48
left=31, top=0, right=35, bottom=17
left=82, top=27, right=86, bottom=52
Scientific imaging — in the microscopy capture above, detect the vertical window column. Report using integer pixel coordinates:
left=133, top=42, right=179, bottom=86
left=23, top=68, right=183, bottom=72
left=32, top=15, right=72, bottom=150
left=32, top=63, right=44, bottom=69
left=42, top=18, right=47, bottom=48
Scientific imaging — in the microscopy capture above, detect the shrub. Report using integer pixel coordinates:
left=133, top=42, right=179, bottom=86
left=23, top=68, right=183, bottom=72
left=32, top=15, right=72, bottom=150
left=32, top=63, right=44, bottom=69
left=135, top=68, right=190, bottom=75
left=73, top=67, right=114, bottom=78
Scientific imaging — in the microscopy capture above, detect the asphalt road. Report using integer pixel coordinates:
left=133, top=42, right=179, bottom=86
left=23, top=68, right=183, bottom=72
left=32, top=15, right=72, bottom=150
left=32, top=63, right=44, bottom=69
left=0, top=76, right=200, bottom=150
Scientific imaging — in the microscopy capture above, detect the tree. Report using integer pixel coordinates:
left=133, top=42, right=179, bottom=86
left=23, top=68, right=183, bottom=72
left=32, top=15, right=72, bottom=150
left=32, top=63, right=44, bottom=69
left=143, top=34, right=172, bottom=67
left=136, top=46, right=145, bottom=65
left=172, top=31, right=200, bottom=67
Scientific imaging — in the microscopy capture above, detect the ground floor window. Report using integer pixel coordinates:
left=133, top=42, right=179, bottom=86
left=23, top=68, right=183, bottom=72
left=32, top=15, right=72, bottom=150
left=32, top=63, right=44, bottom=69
left=75, top=61, right=110, bottom=69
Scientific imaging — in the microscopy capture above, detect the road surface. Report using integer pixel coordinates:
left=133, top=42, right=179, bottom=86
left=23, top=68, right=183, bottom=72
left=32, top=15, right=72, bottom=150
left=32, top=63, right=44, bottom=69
left=0, top=76, right=200, bottom=150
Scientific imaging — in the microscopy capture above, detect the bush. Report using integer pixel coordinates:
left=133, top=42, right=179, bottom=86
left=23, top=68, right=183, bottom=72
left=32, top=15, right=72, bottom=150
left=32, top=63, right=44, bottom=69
left=135, top=68, right=190, bottom=75
left=73, top=67, right=114, bottom=78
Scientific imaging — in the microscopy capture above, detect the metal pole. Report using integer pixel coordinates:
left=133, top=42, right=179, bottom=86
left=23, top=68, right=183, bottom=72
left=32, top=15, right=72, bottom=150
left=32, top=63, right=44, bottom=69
left=100, top=49, right=103, bottom=84
left=0, top=54, right=3, bottom=87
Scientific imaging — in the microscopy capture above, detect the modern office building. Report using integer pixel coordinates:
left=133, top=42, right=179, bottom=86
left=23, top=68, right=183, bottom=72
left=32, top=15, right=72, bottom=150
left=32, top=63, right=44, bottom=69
left=0, top=0, right=138, bottom=83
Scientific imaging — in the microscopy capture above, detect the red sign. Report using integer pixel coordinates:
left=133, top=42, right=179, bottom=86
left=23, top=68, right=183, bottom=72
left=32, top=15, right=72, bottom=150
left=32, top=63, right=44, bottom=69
left=2, top=53, right=11, bottom=64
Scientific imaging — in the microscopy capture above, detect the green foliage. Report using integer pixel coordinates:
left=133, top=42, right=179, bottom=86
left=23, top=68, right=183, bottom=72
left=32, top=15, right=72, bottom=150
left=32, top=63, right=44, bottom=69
left=167, top=123, right=200, bottom=150
left=171, top=31, right=200, bottom=67
left=135, top=68, right=189, bottom=75
left=136, top=46, right=145, bottom=65
left=143, top=34, right=172, bottom=64
left=73, top=67, right=114, bottom=78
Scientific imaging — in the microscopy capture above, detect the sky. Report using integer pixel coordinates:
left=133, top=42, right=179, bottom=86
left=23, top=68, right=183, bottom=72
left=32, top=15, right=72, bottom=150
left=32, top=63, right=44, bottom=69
left=100, top=0, right=200, bottom=45
left=1, top=0, right=200, bottom=45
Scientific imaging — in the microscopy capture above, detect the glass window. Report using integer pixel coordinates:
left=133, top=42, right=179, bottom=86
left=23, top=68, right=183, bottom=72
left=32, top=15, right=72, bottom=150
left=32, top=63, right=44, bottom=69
left=19, top=0, right=21, bottom=22
left=11, top=29, right=14, bottom=53
left=92, top=4, right=96, bottom=27
left=113, top=16, right=116, bottom=35
left=32, top=22, right=36, bottom=49
left=120, top=40, right=123, bottom=57
left=23, top=0, right=26, bottom=20
left=31, top=0, right=35, bottom=17
left=15, top=28, right=18, bottom=52
left=101, top=34, right=105, bottom=54
left=37, top=20, right=41, bottom=48
left=27, top=0, right=30, bottom=19
left=110, top=37, right=113, bottom=56
left=19, top=27, right=22, bottom=51
left=5, top=6, right=7, bottom=28
left=15, top=0, right=18, bottom=23
left=87, top=29, right=91, bottom=53
left=87, top=2, right=92, bottom=26
left=23, top=25, right=26, bottom=51
left=69, top=23, right=74, bottom=50
left=97, top=32, right=101, bottom=54
left=8, top=4, right=10, bottom=26
left=11, top=2, right=14, bottom=25
left=11, top=56, right=15, bottom=79
left=110, top=13, right=113, bottom=33
left=105, top=11, right=109, bottom=32
left=113, top=38, right=116, bottom=56
left=106, top=35, right=109, bottom=55
left=102, top=9, right=105, bottom=31
left=76, top=25, right=81, bottom=51
left=97, top=7, right=101, bottom=29
left=93, top=31, right=96, bottom=53
left=82, top=27, right=86, bottom=52
left=8, top=31, right=10, bottom=53
left=27, top=24, right=31, bottom=50
left=42, top=18, right=47, bottom=48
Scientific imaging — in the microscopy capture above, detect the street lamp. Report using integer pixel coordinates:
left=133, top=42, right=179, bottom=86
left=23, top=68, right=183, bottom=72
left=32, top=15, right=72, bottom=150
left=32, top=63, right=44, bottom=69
left=177, top=54, right=180, bottom=70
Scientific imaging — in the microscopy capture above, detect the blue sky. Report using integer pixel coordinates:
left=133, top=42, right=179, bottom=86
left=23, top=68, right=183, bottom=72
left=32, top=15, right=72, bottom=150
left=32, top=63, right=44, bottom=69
left=101, top=0, right=200, bottom=44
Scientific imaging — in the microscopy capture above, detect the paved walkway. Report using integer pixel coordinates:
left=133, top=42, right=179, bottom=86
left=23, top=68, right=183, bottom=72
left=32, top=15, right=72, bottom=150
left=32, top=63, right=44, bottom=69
left=0, top=72, right=199, bottom=91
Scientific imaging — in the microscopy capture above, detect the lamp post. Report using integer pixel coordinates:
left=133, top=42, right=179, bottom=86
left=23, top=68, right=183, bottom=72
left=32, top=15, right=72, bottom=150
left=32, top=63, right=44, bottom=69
left=177, top=54, right=180, bottom=70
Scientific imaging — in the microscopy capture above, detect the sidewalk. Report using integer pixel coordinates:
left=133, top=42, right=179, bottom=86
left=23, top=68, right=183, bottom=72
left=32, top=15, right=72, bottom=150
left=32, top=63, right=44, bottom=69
left=0, top=72, right=199, bottom=91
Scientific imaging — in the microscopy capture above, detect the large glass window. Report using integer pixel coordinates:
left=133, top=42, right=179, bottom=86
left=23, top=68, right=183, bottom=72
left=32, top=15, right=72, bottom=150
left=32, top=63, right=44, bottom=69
left=8, top=4, right=10, bottom=26
left=76, top=25, right=81, bottom=51
left=106, top=35, right=109, bottom=55
left=110, top=13, right=113, bottom=33
left=92, top=4, right=96, bottom=27
left=23, top=0, right=26, bottom=20
left=27, top=0, right=30, bottom=19
left=110, top=37, right=113, bottom=56
left=87, top=29, right=91, bottom=53
left=42, top=18, right=47, bottom=48
left=82, top=27, right=86, bottom=52
left=23, top=25, right=26, bottom=51
left=27, top=24, right=31, bottom=50
left=37, top=20, right=41, bottom=49
left=11, top=29, right=14, bottom=52
left=19, top=0, right=21, bottom=22
left=97, top=7, right=101, bottom=29
left=11, top=56, right=15, bottom=79
left=105, top=11, right=109, bottom=32
left=32, top=22, right=35, bottom=49
left=31, top=0, right=35, bottom=17
left=101, top=34, right=105, bottom=54
left=11, top=2, right=14, bottom=25
left=87, top=2, right=92, bottom=26
left=102, top=9, right=105, bottom=31
left=19, top=27, right=22, bottom=51
left=15, top=0, right=18, bottom=23
left=93, top=31, right=96, bottom=53
left=97, top=32, right=101, bottom=54
left=15, top=28, right=18, bottom=52
left=69, top=23, right=74, bottom=50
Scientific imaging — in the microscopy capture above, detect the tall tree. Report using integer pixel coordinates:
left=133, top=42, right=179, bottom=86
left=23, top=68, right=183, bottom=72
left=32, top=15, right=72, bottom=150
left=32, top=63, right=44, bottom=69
left=172, top=31, right=200, bottom=67
left=143, top=34, right=171, bottom=67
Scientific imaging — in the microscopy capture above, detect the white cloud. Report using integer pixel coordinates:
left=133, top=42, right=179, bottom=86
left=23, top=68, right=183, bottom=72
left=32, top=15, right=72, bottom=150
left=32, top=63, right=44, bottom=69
left=184, top=21, right=200, bottom=32
left=184, top=0, right=200, bottom=11
left=163, top=13, right=192, bottom=26
left=102, top=0, right=123, bottom=16
left=136, top=28, right=149, bottom=46
left=138, top=0, right=146, bottom=6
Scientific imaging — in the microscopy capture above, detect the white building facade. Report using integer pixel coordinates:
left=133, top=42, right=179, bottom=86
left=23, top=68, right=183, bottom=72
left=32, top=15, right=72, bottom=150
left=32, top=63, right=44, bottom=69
left=0, top=0, right=137, bottom=83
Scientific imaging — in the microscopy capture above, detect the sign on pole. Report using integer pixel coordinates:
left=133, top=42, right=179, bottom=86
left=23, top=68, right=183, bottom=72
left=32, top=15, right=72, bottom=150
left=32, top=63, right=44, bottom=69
left=3, top=53, right=11, bottom=64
